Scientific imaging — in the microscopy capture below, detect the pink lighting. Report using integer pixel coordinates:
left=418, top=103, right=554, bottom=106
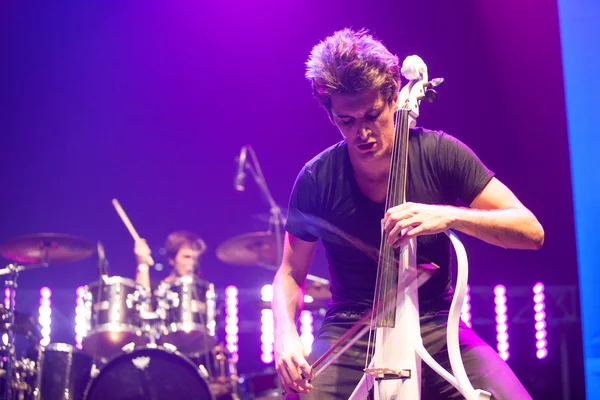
left=4, top=287, right=14, bottom=308
left=74, top=286, right=86, bottom=349
left=461, top=284, right=472, bottom=328
left=533, top=282, right=547, bottom=359
left=260, top=309, right=274, bottom=363
left=39, top=287, right=52, bottom=346
left=225, top=285, right=239, bottom=356
left=299, top=310, right=314, bottom=356
left=494, top=284, right=509, bottom=361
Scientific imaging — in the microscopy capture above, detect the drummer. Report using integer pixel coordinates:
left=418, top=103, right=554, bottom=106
left=134, top=230, right=207, bottom=293
left=134, top=232, right=240, bottom=399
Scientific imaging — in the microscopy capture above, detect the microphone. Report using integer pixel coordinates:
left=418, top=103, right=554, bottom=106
left=234, top=146, right=248, bottom=192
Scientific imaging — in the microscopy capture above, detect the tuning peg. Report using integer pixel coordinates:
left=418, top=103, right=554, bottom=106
left=424, top=89, right=439, bottom=103
left=424, top=78, right=444, bottom=88
left=431, top=78, right=444, bottom=87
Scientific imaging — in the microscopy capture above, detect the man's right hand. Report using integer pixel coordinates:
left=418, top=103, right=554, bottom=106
left=275, top=332, right=314, bottom=395
left=134, top=239, right=154, bottom=266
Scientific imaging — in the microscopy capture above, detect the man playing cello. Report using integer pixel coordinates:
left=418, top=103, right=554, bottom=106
left=272, top=28, right=543, bottom=400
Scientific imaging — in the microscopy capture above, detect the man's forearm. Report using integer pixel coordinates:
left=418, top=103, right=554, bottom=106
left=450, top=206, right=544, bottom=250
left=272, top=270, right=304, bottom=336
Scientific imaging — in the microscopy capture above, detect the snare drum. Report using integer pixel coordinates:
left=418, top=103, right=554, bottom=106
left=83, top=345, right=215, bottom=400
left=33, top=343, right=93, bottom=400
left=82, top=276, right=149, bottom=358
left=155, top=276, right=216, bottom=354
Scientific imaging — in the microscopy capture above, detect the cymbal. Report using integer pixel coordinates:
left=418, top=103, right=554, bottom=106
left=0, top=233, right=95, bottom=265
left=216, top=231, right=277, bottom=267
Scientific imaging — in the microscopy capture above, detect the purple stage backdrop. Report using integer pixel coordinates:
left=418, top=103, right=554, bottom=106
left=0, top=1, right=584, bottom=398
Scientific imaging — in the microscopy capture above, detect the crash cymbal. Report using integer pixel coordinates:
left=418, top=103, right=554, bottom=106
left=216, top=231, right=277, bottom=267
left=0, top=233, right=95, bottom=265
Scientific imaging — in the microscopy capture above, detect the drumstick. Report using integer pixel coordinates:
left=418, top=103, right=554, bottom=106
left=112, top=198, right=155, bottom=266
left=111, top=199, right=141, bottom=241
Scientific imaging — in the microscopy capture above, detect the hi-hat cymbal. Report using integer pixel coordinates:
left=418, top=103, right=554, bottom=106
left=0, top=233, right=95, bottom=265
left=216, top=231, right=277, bottom=267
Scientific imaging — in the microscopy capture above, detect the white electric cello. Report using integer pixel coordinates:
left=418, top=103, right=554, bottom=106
left=310, top=56, right=492, bottom=400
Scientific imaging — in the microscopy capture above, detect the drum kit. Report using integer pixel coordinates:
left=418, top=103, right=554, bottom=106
left=0, top=147, right=331, bottom=400
left=0, top=229, right=331, bottom=400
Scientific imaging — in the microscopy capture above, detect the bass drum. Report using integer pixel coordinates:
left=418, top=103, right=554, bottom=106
left=83, top=346, right=214, bottom=400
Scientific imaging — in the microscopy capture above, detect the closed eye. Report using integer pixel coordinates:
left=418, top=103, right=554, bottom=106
left=366, top=111, right=382, bottom=121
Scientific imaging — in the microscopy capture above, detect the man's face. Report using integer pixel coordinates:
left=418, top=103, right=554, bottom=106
left=170, top=244, right=201, bottom=277
left=330, top=89, right=398, bottom=162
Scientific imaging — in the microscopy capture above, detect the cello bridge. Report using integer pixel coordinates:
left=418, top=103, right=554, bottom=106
left=364, top=367, right=411, bottom=381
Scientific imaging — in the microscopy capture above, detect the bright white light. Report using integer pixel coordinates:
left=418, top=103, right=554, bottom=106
left=74, top=286, right=86, bottom=349
left=299, top=310, right=314, bottom=357
left=461, top=285, right=472, bottom=328
left=39, top=287, right=52, bottom=347
left=536, top=348, right=548, bottom=359
left=261, top=285, right=273, bottom=302
left=260, top=307, right=275, bottom=364
left=494, top=285, right=509, bottom=360
left=225, top=285, right=239, bottom=297
left=261, top=353, right=274, bottom=364
left=40, top=287, right=52, bottom=299
left=225, top=285, right=239, bottom=362
left=533, top=282, right=547, bottom=359
left=226, top=297, right=238, bottom=307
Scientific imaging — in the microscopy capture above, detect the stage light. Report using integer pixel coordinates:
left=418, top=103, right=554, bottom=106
left=75, top=286, right=86, bottom=349
left=533, top=282, right=547, bottom=359
left=260, top=309, right=274, bottom=364
left=461, top=284, right=472, bottom=328
left=225, top=285, right=240, bottom=356
left=299, top=310, right=314, bottom=356
left=4, top=287, right=15, bottom=309
left=39, top=287, right=52, bottom=347
left=261, top=284, right=273, bottom=302
left=494, top=284, right=509, bottom=361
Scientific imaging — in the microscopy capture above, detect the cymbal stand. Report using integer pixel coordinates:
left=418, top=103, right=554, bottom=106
left=0, top=263, right=26, bottom=400
left=243, top=145, right=285, bottom=267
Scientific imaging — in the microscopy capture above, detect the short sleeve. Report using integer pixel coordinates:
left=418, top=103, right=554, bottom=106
left=284, top=166, right=320, bottom=242
left=438, top=133, right=495, bottom=205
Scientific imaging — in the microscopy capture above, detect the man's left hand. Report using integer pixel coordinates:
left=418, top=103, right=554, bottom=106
left=383, top=202, right=457, bottom=248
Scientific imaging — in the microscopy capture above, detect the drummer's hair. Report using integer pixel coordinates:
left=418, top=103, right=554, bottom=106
left=164, top=231, right=207, bottom=260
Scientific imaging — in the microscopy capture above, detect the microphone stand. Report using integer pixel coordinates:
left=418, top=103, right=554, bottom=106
left=242, top=146, right=285, bottom=267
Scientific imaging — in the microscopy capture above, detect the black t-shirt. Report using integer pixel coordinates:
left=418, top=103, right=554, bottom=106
left=285, top=128, right=494, bottom=315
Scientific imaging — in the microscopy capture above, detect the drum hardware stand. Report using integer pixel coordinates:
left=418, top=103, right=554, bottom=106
left=90, top=242, right=108, bottom=370
left=215, top=343, right=241, bottom=400
left=0, top=263, right=33, bottom=400
left=236, top=145, right=285, bottom=267
left=189, top=242, right=213, bottom=374
left=139, top=310, right=161, bottom=348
